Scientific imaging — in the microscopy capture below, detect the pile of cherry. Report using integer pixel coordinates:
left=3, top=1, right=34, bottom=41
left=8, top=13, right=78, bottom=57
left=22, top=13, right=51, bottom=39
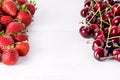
left=0, top=0, right=36, bottom=65
left=79, top=0, right=120, bottom=62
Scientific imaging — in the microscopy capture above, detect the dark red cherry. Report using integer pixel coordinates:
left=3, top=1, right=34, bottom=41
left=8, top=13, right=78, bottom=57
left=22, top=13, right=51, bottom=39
left=112, top=16, right=120, bottom=26
left=106, top=41, right=115, bottom=53
left=79, top=26, right=91, bottom=38
left=107, top=0, right=113, bottom=5
left=94, top=1, right=106, bottom=11
left=89, top=24, right=100, bottom=36
left=112, top=48, right=120, bottom=62
left=81, top=7, right=89, bottom=17
left=84, top=0, right=91, bottom=7
left=93, top=30, right=104, bottom=39
left=102, top=11, right=113, bottom=21
left=110, top=26, right=120, bottom=37
left=112, top=3, right=120, bottom=15
left=89, top=24, right=100, bottom=31
left=104, top=27, right=109, bottom=37
left=109, top=38, right=120, bottom=44
left=96, top=34, right=106, bottom=42
left=94, top=47, right=108, bottom=61
left=92, top=39, right=104, bottom=50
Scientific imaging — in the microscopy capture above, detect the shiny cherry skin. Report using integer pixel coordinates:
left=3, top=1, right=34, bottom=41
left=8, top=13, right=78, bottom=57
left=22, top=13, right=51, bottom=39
left=89, top=24, right=100, bottom=36
left=110, top=26, right=120, bottom=37
left=112, top=16, right=120, bottom=26
left=103, top=27, right=109, bottom=37
left=109, top=38, right=120, bottom=44
left=92, top=39, right=104, bottom=50
left=79, top=26, right=91, bottom=38
left=112, top=48, right=120, bottom=62
left=94, top=47, right=108, bottom=61
left=106, top=41, right=115, bottom=53
left=112, top=3, right=120, bottom=15
left=93, top=30, right=104, bottom=39
left=81, top=7, right=89, bottom=17
left=96, top=34, right=106, bottom=42
left=94, top=1, right=106, bottom=11
left=84, top=0, right=94, bottom=7
left=102, top=11, right=113, bottom=21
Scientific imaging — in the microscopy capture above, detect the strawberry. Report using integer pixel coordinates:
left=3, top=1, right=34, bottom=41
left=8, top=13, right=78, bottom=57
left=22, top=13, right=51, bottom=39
left=0, top=35, right=14, bottom=50
left=2, top=0, right=18, bottom=17
left=25, top=3, right=36, bottom=15
left=15, top=42, right=30, bottom=56
left=6, top=22, right=25, bottom=34
left=0, top=15, right=13, bottom=26
left=17, top=0, right=27, bottom=5
left=2, top=49, right=19, bottom=65
left=14, top=33, right=28, bottom=42
left=16, top=10, right=32, bottom=27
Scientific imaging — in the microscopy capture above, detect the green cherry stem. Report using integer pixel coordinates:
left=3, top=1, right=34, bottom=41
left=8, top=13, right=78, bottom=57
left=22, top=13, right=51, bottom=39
left=98, top=9, right=103, bottom=30
left=87, top=9, right=99, bottom=25
left=109, top=36, right=120, bottom=39
left=105, top=18, right=112, bottom=49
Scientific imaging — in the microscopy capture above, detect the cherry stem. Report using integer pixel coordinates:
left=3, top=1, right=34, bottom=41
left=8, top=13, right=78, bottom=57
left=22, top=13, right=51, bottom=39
left=98, top=9, right=103, bottom=30
left=109, top=36, right=120, bottom=39
left=105, top=18, right=111, bottom=49
left=79, top=21, right=84, bottom=24
left=87, top=9, right=99, bottom=25
left=100, top=56, right=114, bottom=60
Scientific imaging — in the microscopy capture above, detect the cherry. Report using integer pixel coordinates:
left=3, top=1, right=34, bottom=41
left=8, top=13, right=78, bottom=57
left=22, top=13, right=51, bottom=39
left=84, top=0, right=91, bottom=7
left=94, top=47, right=108, bottom=61
left=112, top=16, right=120, bottom=26
left=89, top=24, right=100, bottom=31
left=93, top=30, right=104, bottom=39
left=112, top=3, right=120, bottom=15
left=106, top=41, right=115, bottom=53
left=107, top=0, right=113, bottom=5
left=89, top=24, right=100, bottom=36
left=109, top=37, right=120, bottom=44
left=79, top=0, right=120, bottom=62
left=79, top=26, right=91, bottom=38
left=81, top=7, right=89, bottom=17
left=94, top=1, right=107, bottom=11
left=86, top=11, right=97, bottom=24
left=112, top=48, right=120, bottom=62
left=103, top=27, right=109, bottom=37
left=96, top=34, right=106, bottom=42
left=110, top=26, right=120, bottom=37
left=92, top=39, right=104, bottom=50
left=102, top=11, right=113, bottom=21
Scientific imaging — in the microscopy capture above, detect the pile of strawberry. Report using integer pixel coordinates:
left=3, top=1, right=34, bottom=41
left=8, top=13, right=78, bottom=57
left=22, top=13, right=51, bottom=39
left=0, top=0, right=36, bottom=65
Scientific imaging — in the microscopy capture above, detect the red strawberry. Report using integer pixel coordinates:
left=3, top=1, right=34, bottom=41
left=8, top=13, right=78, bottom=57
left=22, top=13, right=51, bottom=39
left=14, top=33, right=28, bottom=42
left=16, top=10, right=32, bottom=27
left=0, top=15, right=13, bottom=26
left=0, top=35, right=14, bottom=50
left=15, top=42, right=30, bottom=56
left=2, top=0, right=17, bottom=17
left=17, top=0, right=27, bottom=5
left=6, top=22, right=25, bottom=34
left=25, top=3, right=36, bottom=15
left=2, top=49, right=19, bottom=65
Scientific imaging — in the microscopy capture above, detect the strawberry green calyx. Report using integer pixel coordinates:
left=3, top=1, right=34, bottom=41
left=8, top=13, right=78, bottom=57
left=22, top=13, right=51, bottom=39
left=0, top=30, right=5, bottom=36
left=6, top=45, right=14, bottom=50
left=19, top=5, right=31, bottom=14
